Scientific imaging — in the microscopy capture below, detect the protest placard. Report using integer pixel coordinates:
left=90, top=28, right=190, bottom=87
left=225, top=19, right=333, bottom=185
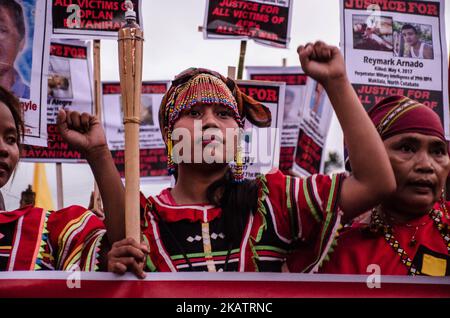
left=102, top=81, right=170, bottom=181
left=22, top=40, right=93, bottom=162
left=203, top=0, right=292, bottom=48
left=237, top=80, right=284, bottom=178
left=51, top=0, right=142, bottom=39
left=293, top=79, right=334, bottom=176
left=341, top=0, right=449, bottom=137
left=1, top=0, right=51, bottom=146
left=246, top=66, right=307, bottom=174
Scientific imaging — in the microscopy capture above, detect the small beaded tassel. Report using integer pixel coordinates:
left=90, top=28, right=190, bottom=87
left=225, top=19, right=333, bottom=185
left=440, top=188, right=449, bottom=219
left=167, top=131, right=176, bottom=175
left=232, top=142, right=244, bottom=183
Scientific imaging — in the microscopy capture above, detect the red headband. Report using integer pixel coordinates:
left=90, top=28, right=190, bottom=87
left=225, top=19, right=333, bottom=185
left=368, top=95, right=445, bottom=141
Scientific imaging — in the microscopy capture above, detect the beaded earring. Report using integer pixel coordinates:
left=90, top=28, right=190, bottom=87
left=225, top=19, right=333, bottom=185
left=167, top=130, right=176, bottom=175
left=232, top=131, right=244, bottom=183
left=232, top=147, right=244, bottom=183
left=439, top=188, right=449, bottom=219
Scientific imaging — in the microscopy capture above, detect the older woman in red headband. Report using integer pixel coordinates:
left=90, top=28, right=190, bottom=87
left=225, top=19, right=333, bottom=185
left=314, top=95, right=450, bottom=276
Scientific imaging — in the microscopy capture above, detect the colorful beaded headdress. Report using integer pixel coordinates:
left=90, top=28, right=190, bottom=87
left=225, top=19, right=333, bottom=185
left=166, top=73, right=243, bottom=131
left=159, top=68, right=272, bottom=182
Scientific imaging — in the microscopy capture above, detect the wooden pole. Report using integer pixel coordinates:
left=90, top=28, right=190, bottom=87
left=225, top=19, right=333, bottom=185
left=92, top=39, right=103, bottom=211
left=227, top=66, right=236, bottom=80
left=237, top=40, right=247, bottom=80
left=93, top=40, right=102, bottom=121
left=118, top=1, right=143, bottom=242
left=55, top=163, right=64, bottom=209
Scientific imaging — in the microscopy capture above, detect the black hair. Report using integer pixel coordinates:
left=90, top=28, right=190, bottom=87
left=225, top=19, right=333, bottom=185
left=401, top=24, right=418, bottom=34
left=0, top=0, right=26, bottom=40
left=206, top=169, right=259, bottom=246
left=0, top=85, right=24, bottom=149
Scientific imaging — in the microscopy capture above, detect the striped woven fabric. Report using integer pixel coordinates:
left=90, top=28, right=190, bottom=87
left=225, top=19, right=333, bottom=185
left=0, top=205, right=106, bottom=271
left=140, top=169, right=345, bottom=272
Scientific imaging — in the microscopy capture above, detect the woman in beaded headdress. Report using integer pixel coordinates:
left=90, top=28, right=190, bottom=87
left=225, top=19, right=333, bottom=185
left=316, top=95, right=450, bottom=276
left=57, top=41, right=395, bottom=277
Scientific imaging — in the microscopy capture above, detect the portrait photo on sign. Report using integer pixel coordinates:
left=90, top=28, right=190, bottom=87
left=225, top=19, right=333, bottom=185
left=309, top=81, right=325, bottom=120
left=140, top=95, right=154, bottom=126
left=48, top=58, right=73, bottom=99
left=352, top=14, right=393, bottom=52
left=119, top=95, right=155, bottom=127
left=0, top=0, right=32, bottom=99
left=393, top=22, right=434, bottom=60
left=283, top=87, right=301, bottom=123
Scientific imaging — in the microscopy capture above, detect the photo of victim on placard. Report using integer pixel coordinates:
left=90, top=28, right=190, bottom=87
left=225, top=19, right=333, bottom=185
left=103, top=82, right=168, bottom=152
left=46, top=40, right=93, bottom=125
left=48, top=58, right=73, bottom=100
left=341, top=0, right=448, bottom=138
left=393, top=22, right=434, bottom=59
left=21, top=40, right=93, bottom=163
left=352, top=14, right=393, bottom=52
left=119, top=95, right=155, bottom=127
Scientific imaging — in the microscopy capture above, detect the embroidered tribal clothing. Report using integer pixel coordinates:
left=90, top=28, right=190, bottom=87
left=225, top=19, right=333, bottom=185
left=319, top=208, right=450, bottom=276
left=139, top=169, right=345, bottom=272
left=0, top=205, right=106, bottom=271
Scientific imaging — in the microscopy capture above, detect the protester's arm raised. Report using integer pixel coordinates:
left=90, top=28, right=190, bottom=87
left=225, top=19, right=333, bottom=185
left=298, top=42, right=396, bottom=220
left=57, top=109, right=125, bottom=243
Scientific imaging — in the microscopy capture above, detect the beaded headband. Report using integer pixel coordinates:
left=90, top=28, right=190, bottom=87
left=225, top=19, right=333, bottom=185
left=345, top=95, right=446, bottom=171
left=165, top=73, right=243, bottom=132
left=376, top=96, right=421, bottom=136
left=368, top=95, right=445, bottom=142
left=160, top=68, right=272, bottom=181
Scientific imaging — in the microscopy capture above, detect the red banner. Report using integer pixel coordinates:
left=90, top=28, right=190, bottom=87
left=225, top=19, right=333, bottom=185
left=1, top=272, right=449, bottom=298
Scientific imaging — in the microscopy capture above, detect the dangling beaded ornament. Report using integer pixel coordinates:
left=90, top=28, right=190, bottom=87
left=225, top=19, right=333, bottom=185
left=440, top=188, right=449, bottom=220
left=167, top=131, right=176, bottom=175
left=232, top=136, right=245, bottom=183
left=230, top=128, right=245, bottom=183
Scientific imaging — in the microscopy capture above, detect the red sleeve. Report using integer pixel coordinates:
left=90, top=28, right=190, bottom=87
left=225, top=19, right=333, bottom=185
left=264, top=169, right=344, bottom=242
left=264, top=169, right=345, bottom=272
left=47, top=205, right=106, bottom=271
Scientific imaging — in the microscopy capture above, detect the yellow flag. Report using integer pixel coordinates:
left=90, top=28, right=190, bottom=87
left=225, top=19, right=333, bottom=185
left=32, top=163, right=54, bottom=211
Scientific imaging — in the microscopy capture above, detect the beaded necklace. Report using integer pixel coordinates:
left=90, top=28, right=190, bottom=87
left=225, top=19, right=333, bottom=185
left=370, top=208, right=450, bottom=275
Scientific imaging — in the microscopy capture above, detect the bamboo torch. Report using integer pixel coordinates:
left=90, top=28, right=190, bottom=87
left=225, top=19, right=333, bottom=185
left=118, top=0, right=143, bottom=242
